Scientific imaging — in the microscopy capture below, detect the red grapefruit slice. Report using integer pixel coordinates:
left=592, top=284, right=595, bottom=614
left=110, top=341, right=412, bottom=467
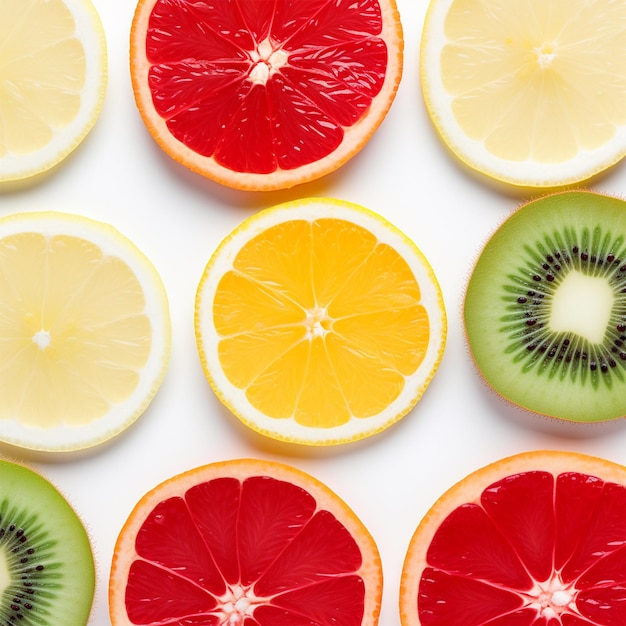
left=400, top=450, right=626, bottom=626
left=130, top=0, right=403, bottom=191
left=109, top=458, right=382, bottom=625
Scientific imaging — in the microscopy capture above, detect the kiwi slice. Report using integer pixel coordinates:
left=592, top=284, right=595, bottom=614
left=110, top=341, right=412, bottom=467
left=0, top=460, right=94, bottom=624
left=464, top=190, right=626, bottom=422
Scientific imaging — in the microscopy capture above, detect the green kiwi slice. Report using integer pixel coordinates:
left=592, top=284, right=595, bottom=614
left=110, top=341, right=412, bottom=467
left=464, top=190, right=626, bottom=422
left=0, top=460, right=94, bottom=624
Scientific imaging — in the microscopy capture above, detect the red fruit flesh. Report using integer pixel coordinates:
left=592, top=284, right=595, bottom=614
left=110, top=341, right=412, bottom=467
left=125, top=475, right=367, bottom=625
left=144, top=0, right=388, bottom=173
left=418, top=471, right=626, bottom=626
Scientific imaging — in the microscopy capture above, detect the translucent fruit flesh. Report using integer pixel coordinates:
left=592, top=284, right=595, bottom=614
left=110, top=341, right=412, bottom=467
left=110, top=460, right=382, bottom=625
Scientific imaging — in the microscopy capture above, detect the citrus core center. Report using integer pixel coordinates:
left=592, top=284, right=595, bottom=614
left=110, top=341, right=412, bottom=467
left=248, top=38, right=288, bottom=85
left=304, top=306, right=332, bottom=339
left=524, top=575, right=576, bottom=620
left=216, top=585, right=266, bottom=625
left=32, top=329, right=52, bottom=350
left=548, top=270, right=613, bottom=343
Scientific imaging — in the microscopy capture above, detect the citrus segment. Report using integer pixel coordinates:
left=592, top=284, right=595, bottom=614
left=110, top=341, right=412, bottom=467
left=195, top=198, right=446, bottom=445
left=0, top=0, right=107, bottom=182
left=109, top=458, right=382, bottom=625
left=0, top=212, right=171, bottom=452
left=130, top=0, right=403, bottom=190
left=420, top=0, right=626, bottom=187
left=400, top=450, right=626, bottom=626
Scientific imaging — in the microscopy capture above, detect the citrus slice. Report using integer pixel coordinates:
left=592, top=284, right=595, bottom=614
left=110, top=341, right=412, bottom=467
left=0, top=0, right=107, bottom=183
left=109, top=458, right=382, bottom=625
left=0, top=211, right=171, bottom=452
left=400, top=450, right=626, bottom=626
left=194, top=197, right=447, bottom=445
left=420, top=0, right=626, bottom=188
left=130, top=0, right=403, bottom=191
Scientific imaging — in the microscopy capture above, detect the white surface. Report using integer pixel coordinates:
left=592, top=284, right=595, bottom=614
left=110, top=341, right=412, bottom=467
left=1, top=1, right=625, bottom=624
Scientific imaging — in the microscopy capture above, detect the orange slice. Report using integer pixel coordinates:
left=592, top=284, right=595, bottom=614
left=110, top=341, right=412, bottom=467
left=109, top=458, right=382, bottom=625
left=194, top=198, right=447, bottom=445
left=130, top=0, right=403, bottom=191
left=400, top=450, right=626, bottom=626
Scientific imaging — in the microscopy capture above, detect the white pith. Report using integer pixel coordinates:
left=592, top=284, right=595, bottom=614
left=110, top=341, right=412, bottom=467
left=549, top=270, right=613, bottom=343
left=214, top=585, right=268, bottom=625
left=248, top=37, right=289, bottom=86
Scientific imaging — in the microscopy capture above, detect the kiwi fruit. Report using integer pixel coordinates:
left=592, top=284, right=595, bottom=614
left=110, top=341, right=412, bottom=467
left=0, top=460, right=94, bottom=624
left=464, top=189, right=626, bottom=422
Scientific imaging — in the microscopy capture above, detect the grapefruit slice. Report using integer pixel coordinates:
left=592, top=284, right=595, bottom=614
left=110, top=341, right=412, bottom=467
left=0, top=0, right=107, bottom=182
left=194, top=197, right=447, bottom=446
left=130, top=0, right=403, bottom=191
left=109, top=458, right=382, bottom=625
left=400, top=450, right=626, bottom=626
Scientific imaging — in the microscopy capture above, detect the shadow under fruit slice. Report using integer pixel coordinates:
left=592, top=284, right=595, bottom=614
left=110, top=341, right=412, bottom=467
left=109, top=458, right=382, bottom=625
left=195, top=197, right=447, bottom=445
left=0, top=459, right=95, bottom=624
left=399, top=450, right=626, bottom=626
left=129, top=0, right=403, bottom=191
left=0, top=211, right=171, bottom=452
left=464, top=190, right=626, bottom=422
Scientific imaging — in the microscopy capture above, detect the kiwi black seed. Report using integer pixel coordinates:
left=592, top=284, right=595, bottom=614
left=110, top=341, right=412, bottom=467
left=464, top=190, right=626, bottom=422
left=0, top=460, right=94, bottom=625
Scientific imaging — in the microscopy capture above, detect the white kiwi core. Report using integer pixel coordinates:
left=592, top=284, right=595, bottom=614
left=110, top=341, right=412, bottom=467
left=548, top=270, right=613, bottom=344
left=0, top=549, right=10, bottom=595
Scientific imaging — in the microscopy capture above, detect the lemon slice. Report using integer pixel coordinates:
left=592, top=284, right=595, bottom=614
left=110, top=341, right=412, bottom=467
left=0, top=0, right=107, bottom=182
left=421, top=0, right=626, bottom=188
left=0, top=212, right=171, bottom=452
left=195, top=198, right=447, bottom=446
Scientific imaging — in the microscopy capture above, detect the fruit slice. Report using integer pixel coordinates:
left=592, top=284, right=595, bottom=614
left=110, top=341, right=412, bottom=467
left=130, top=0, right=403, bottom=191
left=195, top=197, right=447, bottom=445
left=400, top=450, right=626, bottom=626
left=0, top=0, right=107, bottom=182
left=464, top=190, right=626, bottom=422
left=0, top=459, right=95, bottom=624
left=109, top=458, right=382, bottom=625
left=420, top=0, right=626, bottom=188
left=0, top=211, right=171, bottom=452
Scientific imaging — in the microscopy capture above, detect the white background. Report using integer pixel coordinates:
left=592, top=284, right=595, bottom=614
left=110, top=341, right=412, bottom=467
left=2, top=1, right=626, bottom=624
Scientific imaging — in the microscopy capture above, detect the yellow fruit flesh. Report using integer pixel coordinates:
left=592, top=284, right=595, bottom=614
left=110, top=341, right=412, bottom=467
left=0, top=0, right=85, bottom=156
left=213, top=218, right=428, bottom=428
left=0, top=233, right=151, bottom=428
left=441, top=0, right=626, bottom=163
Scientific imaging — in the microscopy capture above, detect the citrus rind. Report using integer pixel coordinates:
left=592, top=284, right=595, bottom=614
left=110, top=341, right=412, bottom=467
left=195, top=197, right=447, bottom=446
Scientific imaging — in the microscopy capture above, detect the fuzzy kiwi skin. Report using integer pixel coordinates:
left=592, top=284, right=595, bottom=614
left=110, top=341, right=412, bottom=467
left=0, top=460, right=95, bottom=625
left=464, top=190, right=626, bottom=422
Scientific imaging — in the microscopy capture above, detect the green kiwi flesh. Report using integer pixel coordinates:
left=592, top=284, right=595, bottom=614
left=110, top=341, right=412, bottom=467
left=0, top=460, right=94, bottom=624
left=464, top=190, right=626, bottom=422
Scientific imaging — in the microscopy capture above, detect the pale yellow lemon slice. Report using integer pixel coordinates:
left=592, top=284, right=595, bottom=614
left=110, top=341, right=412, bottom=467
left=0, top=212, right=171, bottom=451
left=0, top=0, right=107, bottom=182
left=421, top=0, right=626, bottom=187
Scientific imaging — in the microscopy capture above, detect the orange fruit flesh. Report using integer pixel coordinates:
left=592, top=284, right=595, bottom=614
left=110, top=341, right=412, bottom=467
left=213, top=218, right=428, bottom=426
left=405, top=456, right=626, bottom=625
left=111, top=460, right=382, bottom=625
